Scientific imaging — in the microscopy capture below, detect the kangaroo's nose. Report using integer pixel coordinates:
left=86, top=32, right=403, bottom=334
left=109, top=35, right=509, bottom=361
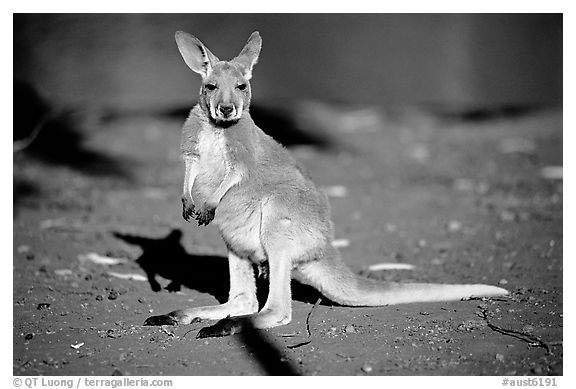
left=219, top=105, right=234, bottom=117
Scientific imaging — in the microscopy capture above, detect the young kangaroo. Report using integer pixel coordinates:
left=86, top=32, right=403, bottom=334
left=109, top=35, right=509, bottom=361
left=144, top=31, right=508, bottom=338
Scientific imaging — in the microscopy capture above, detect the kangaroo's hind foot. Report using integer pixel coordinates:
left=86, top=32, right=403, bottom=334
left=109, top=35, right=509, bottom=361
left=143, top=252, right=258, bottom=326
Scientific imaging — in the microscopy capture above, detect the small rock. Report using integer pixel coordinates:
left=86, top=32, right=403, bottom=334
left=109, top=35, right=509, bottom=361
left=409, top=144, right=430, bottom=162
left=453, top=178, right=475, bottom=192
left=503, top=261, right=514, bottom=269
left=332, top=239, right=350, bottom=248
left=17, top=245, right=31, bottom=254
left=54, top=269, right=73, bottom=277
left=323, top=185, right=348, bottom=198
left=498, top=138, right=535, bottom=154
left=499, top=210, right=516, bottom=222
left=521, top=325, right=534, bottom=334
left=361, top=363, right=373, bottom=373
left=476, top=182, right=490, bottom=195
left=541, top=166, right=562, bottom=180
left=385, top=223, right=397, bottom=233
left=457, top=320, right=487, bottom=331
left=431, top=258, right=444, bottom=266
left=447, top=220, right=462, bottom=233
left=495, top=353, right=505, bottom=363
left=494, top=231, right=505, bottom=241
left=344, top=325, right=356, bottom=333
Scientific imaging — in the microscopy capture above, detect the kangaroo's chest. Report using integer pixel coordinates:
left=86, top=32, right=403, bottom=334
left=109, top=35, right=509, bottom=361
left=197, top=126, right=229, bottom=170
left=192, top=126, right=230, bottom=197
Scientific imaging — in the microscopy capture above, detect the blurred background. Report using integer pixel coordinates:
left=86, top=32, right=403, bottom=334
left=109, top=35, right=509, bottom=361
left=14, top=14, right=561, bottom=113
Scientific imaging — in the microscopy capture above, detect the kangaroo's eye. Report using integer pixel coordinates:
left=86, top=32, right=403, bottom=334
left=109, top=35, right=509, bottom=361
left=205, top=84, right=217, bottom=91
left=236, top=84, right=247, bottom=91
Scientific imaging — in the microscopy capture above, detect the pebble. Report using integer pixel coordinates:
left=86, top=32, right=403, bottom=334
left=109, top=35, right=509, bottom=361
left=453, top=178, right=475, bottom=192
left=447, top=220, right=462, bottom=233
left=431, top=258, right=444, bottom=265
left=361, top=363, right=373, bottom=373
left=500, top=210, right=516, bottom=222
left=521, top=325, right=534, bottom=334
left=54, top=269, right=73, bottom=277
left=17, top=245, right=31, bottom=254
left=323, top=185, right=348, bottom=198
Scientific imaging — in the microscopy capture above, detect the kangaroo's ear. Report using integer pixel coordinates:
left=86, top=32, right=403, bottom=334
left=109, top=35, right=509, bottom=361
left=175, top=31, right=219, bottom=78
left=232, top=31, right=262, bottom=80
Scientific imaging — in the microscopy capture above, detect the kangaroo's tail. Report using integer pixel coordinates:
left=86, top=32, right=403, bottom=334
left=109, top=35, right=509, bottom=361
left=294, top=246, right=508, bottom=306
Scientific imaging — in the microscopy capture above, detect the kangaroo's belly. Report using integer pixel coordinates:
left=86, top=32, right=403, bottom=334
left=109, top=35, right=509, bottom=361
left=214, top=188, right=266, bottom=263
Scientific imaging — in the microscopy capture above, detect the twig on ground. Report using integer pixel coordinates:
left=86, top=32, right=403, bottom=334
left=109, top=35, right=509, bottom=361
left=287, top=297, right=322, bottom=349
left=478, top=308, right=560, bottom=355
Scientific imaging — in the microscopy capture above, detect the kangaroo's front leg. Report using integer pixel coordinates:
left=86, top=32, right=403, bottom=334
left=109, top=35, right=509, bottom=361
left=181, top=155, right=199, bottom=222
left=144, top=252, right=258, bottom=326
left=193, top=169, right=243, bottom=226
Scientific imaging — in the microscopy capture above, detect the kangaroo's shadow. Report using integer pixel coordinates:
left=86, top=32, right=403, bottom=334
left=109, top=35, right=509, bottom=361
left=114, top=229, right=230, bottom=303
left=113, top=229, right=325, bottom=306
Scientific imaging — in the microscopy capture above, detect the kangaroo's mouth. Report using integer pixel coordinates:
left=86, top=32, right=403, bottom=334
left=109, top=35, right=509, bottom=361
left=210, top=102, right=243, bottom=124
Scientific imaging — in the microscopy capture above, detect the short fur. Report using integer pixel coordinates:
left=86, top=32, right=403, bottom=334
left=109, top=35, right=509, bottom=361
left=144, top=31, right=508, bottom=336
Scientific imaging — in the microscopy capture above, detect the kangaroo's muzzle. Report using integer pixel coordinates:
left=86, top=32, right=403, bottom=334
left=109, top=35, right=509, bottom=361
left=218, top=104, right=235, bottom=118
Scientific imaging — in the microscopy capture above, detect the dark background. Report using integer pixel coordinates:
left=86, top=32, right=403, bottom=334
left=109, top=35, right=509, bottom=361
left=14, top=14, right=562, bottom=114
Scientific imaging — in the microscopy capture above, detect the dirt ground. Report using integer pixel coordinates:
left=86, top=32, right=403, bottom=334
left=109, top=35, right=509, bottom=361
left=13, top=101, right=562, bottom=375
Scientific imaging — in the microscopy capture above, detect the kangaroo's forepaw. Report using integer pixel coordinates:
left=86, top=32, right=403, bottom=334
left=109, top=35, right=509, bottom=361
left=143, top=310, right=201, bottom=326
left=181, top=197, right=195, bottom=222
left=196, top=317, right=250, bottom=338
left=195, top=206, right=215, bottom=226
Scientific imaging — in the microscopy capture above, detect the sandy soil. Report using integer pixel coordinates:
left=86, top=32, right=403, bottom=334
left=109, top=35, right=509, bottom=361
left=13, top=103, right=562, bottom=375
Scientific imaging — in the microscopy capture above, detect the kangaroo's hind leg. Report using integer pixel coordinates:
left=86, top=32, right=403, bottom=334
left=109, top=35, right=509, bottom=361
left=197, top=200, right=323, bottom=338
left=196, top=240, right=294, bottom=338
left=144, top=251, right=259, bottom=326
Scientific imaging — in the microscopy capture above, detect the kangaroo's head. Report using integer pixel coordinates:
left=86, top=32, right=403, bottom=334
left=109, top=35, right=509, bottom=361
left=175, top=31, right=262, bottom=126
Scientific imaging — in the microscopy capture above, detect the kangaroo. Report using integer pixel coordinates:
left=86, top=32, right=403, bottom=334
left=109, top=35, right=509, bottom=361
left=144, top=31, right=508, bottom=338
